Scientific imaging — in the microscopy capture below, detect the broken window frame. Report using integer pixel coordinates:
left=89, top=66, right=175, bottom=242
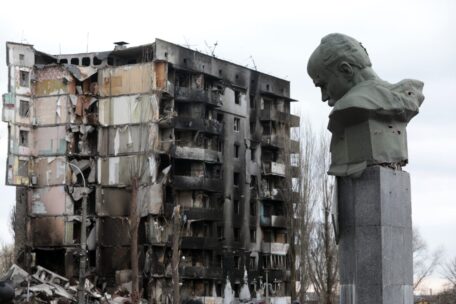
left=250, top=229, right=256, bottom=242
left=19, top=70, right=29, bottom=87
left=19, top=130, right=29, bottom=146
left=18, top=159, right=28, bottom=176
left=233, top=172, right=240, bottom=187
left=234, top=143, right=240, bottom=158
left=19, top=99, right=30, bottom=117
left=233, top=117, right=240, bottom=132
left=233, top=199, right=240, bottom=215
left=234, top=228, right=240, bottom=242
left=234, top=90, right=241, bottom=105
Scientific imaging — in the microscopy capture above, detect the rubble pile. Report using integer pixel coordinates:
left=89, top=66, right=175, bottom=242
left=0, top=264, right=146, bottom=304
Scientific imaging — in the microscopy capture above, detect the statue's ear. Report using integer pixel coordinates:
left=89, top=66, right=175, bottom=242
left=338, top=62, right=354, bottom=78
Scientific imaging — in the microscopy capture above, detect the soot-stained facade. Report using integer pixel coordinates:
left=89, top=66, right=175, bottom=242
left=3, top=39, right=300, bottom=303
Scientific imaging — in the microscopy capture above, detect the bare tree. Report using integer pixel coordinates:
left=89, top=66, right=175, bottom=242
left=0, top=244, right=14, bottom=274
left=294, top=118, right=317, bottom=304
left=307, top=130, right=338, bottom=304
left=413, top=227, right=443, bottom=290
left=442, top=257, right=456, bottom=289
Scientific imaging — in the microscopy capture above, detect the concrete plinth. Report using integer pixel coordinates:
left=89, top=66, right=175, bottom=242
left=338, top=166, right=413, bottom=304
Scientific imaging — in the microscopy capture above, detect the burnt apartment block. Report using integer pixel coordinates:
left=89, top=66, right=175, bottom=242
left=3, top=39, right=300, bottom=303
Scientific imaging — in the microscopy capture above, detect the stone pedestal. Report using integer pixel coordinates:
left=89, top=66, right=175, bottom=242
left=338, top=166, right=413, bottom=304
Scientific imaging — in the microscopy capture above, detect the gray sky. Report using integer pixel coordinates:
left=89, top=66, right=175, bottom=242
left=1, top=0, right=454, bottom=293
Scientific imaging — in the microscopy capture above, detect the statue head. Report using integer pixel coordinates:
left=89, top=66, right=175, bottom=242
left=307, top=33, right=377, bottom=106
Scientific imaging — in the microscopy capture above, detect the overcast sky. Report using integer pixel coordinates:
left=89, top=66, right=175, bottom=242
left=0, top=0, right=454, bottom=293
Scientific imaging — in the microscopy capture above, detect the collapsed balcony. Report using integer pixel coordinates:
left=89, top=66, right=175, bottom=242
left=162, top=116, right=223, bottom=135
left=259, top=110, right=300, bottom=128
left=174, top=87, right=222, bottom=107
left=260, top=202, right=287, bottom=228
left=173, top=160, right=223, bottom=192
left=262, top=161, right=286, bottom=177
left=179, top=250, right=223, bottom=280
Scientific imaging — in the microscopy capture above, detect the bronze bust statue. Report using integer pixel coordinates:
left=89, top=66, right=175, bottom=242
left=307, top=33, right=425, bottom=177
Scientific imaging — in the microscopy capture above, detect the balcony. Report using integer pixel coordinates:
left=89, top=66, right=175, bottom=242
left=260, top=188, right=284, bottom=201
left=162, top=116, right=223, bottom=135
left=262, top=161, right=286, bottom=177
left=173, top=145, right=222, bottom=163
left=183, top=208, right=223, bottom=221
left=260, top=110, right=300, bottom=127
left=261, top=135, right=299, bottom=153
left=261, top=242, right=290, bottom=255
left=179, top=236, right=220, bottom=250
left=260, top=269, right=290, bottom=282
left=173, top=175, right=223, bottom=192
left=174, top=87, right=222, bottom=107
left=179, top=266, right=223, bottom=279
left=260, top=215, right=287, bottom=228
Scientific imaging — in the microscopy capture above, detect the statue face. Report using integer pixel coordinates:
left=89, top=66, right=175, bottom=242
left=307, top=49, right=355, bottom=107
left=308, top=62, right=354, bottom=107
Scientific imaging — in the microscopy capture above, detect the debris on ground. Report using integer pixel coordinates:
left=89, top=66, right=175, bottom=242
left=0, top=264, right=146, bottom=303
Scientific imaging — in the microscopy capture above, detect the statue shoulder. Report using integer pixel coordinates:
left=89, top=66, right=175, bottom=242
left=329, top=79, right=424, bottom=126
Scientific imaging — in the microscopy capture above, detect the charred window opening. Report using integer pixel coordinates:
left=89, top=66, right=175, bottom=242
left=233, top=199, right=240, bottom=215
left=251, top=146, right=256, bottom=162
left=72, top=189, right=96, bottom=216
left=263, top=201, right=284, bottom=217
left=19, top=54, right=24, bottom=61
left=59, top=58, right=68, bottom=64
left=159, top=99, right=173, bottom=120
left=217, top=139, right=223, bottom=152
left=234, top=118, right=240, bottom=132
left=217, top=226, right=223, bottom=239
left=206, top=163, right=221, bottom=179
left=262, top=122, right=271, bottom=135
left=250, top=200, right=256, bottom=216
left=250, top=94, right=255, bottom=108
left=174, top=160, right=192, bottom=176
left=19, top=130, right=28, bottom=146
left=250, top=229, right=256, bottom=242
left=107, top=56, right=114, bottom=65
left=250, top=175, right=257, bottom=188
left=93, top=56, right=102, bottom=65
left=89, top=249, right=96, bottom=268
left=35, top=249, right=66, bottom=276
left=234, top=91, right=241, bottom=105
left=18, top=160, right=28, bottom=176
left=266, top=84, right=270, bottom=91
left=175, top=71, right=190, bottom=88
left=233, top=172, right=240, bottom=187
left=70, top=58, right=79, bottom=65
left=234, top=228, right=240, bottom=242
left=262, top=149, right=278, bottom=163
left=249, top=257, right=256, bottom=270
left=234, top=143, right=240, bottom=158
left=19, top=71, right=29, bottom=87
left=19, top=99, right=30, bottom=117
left=216, top=255, right=223, bottom=268
left=216, top=113, right=224, bottom=123
left=233, top=255, right=240, bottom=269
left=82, top=57, right=91, bottom=66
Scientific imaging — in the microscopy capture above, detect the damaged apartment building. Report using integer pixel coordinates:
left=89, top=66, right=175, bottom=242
left=3, top=39, right=300, bottom=303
